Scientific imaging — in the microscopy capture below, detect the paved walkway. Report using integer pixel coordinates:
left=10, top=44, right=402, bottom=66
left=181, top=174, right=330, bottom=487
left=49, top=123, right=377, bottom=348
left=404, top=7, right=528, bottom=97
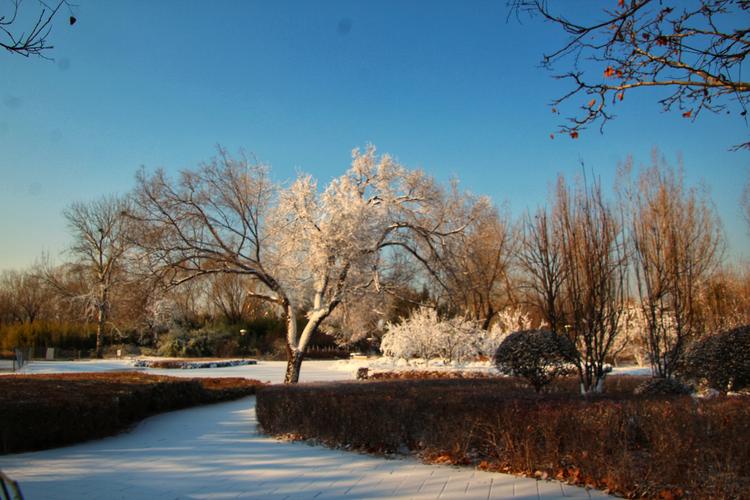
left=0, top=397, right=610, bottom=499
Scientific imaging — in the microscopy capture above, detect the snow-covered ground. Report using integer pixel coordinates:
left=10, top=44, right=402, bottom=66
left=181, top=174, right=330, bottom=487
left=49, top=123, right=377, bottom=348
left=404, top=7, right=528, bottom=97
left=0, top=395, right=608, bottom=500
left=1, top=358, right=620, bottom=499
left=330, top=357, right=652, bottom=378
left=8, top=356, right=652, bottom=380
left=10, top=358, right=354, bottom=383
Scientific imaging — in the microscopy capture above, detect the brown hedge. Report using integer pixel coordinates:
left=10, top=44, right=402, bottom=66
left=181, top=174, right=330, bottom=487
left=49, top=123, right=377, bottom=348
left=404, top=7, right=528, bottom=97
left=0, top=372, right=264, bottom=454
left=367, top=370, right=500, bottom=380
left=256, top=378, right=750, bottom=498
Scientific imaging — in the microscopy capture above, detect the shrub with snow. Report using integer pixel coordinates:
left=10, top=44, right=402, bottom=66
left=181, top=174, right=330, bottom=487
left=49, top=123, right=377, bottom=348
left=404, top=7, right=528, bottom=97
left=680, top=325, right=750, bottom=392
left=380, top=306, right=538, bottom=365
left=380, top=308, right=482, bottom=363
left=494, top=329, right=578, bottom=392
left=612, top=305, right=649, bottom=366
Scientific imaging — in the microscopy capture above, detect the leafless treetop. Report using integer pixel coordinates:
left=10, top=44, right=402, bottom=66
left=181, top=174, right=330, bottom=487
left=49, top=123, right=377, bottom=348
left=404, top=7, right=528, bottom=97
left=511, top=0, right=749, bottom=149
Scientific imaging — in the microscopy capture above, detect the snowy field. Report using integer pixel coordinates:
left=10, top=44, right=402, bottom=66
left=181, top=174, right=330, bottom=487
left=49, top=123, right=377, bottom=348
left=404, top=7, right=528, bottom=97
left=10, top=358, right=354, bottom=383
left=8, top=356, right=651, bottom=380
left=1, top=358, right=617, bottom=499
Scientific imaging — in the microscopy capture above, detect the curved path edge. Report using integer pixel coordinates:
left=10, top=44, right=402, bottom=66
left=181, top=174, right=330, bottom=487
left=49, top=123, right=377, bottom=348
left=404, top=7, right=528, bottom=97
left=0, top=396, right=611, bottom=499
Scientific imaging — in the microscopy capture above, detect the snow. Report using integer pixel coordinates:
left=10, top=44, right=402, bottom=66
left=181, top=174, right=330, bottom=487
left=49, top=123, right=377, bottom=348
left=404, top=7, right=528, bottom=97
left=0, top=359, right=624, bottom=500
left=8, top=356, right=651, bottom=382
left=0, top=394, right=609, bottom=499
left=332, top=357, right=652, bottom=378
left=10, top=358, right=353, bottom=384
left=1, top=359, right=618, bottom=498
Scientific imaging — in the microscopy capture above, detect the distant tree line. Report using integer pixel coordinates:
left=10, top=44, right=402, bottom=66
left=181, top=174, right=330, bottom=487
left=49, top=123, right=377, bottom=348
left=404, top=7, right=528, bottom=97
left=1, top=146, right=749, bottom=386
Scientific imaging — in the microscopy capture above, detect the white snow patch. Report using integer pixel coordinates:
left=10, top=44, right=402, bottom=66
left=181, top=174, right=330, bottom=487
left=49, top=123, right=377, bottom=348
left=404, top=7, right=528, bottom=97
left=335, top=356, right=651, bottom=378
left=5, top=358, right=354, bottom=384
left=6, top=356, right=651, bottom=382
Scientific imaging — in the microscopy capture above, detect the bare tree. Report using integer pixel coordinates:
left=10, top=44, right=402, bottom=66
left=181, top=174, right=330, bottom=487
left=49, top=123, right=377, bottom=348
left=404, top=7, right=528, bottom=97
left=556, top=175, right=628, bottom=393
left=519, top=207, right=567, bottom=334
left=620, top=158, right=724, bottom=377
left=39, top=259, right=90, bottom=323
left=0, top=267, right=49, bottom=324
left=50, top=195, right=133, bottom=357
left=1, top=0, right=76, bottom=58
left=521, top=174, right=628, bottom=394
left=511, top=0, right=750, bottom=149
left=417, top=193, right=516, bottom=329
left=131, top=146, right=474, bottom=383
left=699, top=263, right=750, bottom=332
left=207, top=273, right=271, bottom=325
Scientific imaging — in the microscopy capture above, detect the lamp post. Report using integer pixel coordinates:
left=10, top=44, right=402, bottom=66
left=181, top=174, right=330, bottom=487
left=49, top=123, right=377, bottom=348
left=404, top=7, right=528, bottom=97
left=239, top=329, right=247, bottom=360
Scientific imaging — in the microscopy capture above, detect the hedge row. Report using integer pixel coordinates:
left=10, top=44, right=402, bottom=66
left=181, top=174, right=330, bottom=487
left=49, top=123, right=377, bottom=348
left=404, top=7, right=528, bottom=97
left=256, top=378, right=750, bottom=498
left=0, top=372, right=264, bottom=454
left=367, top=370, right=499, bottom=381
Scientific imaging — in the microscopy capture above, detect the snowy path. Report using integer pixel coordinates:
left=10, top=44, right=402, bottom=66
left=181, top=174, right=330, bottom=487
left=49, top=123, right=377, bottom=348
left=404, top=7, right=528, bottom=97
left=1, top=360, right=615, bottom=499
left=0, top=396, right=608, bottom=499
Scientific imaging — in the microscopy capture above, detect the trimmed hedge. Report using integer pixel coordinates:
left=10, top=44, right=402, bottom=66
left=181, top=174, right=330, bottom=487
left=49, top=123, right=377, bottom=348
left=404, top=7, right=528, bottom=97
left=367, top=370, right=499, bottom=381
left=634, top=377, right=692, bottom=396
left=0, top=372, right=264, bottom=454
left=681, top=325, right=750, bottom=392
left=256, top=378, right=750, bottom=498
left=494, top=330, right=578, bottom=392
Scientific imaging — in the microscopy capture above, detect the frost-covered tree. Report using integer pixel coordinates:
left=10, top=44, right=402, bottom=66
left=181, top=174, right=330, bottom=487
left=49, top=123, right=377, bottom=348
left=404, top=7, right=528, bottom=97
left=381, top=307, right=482, bottom=363
left=476, top=306, right=534, bottom=358
left=321, top=286, right=397, bottom=348
left=611, top=303, right=649, bottom=366
left=380, top=306, right=530, bottom=363
left=132, top=146, right=474, bottom=383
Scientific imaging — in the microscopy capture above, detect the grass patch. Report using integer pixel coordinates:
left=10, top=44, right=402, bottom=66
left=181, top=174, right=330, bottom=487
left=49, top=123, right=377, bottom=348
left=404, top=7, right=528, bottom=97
left=256, top=377, right=750, bottom=498
left=1, top=372, right=264, bottom=454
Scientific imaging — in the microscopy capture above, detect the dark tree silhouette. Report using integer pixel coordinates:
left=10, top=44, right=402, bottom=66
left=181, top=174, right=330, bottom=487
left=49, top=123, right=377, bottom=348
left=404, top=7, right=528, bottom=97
left=511, top=0, right=750, bottom=149
left=1, top=0, right=76, bottom=58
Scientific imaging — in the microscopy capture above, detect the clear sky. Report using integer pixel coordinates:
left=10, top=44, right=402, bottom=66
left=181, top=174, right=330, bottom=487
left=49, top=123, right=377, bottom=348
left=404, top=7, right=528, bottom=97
left=1, top=0, right=748, bottom=271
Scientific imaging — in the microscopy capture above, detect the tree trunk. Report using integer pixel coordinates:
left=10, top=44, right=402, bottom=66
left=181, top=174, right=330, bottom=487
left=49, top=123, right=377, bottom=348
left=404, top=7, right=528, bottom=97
left=95, top=305, right=105, bottom=359
left=284, top=348, right=304, bottom=384
left=95, top=285, right=107, bottom=359
left=481, top=306, right=494, bottom=331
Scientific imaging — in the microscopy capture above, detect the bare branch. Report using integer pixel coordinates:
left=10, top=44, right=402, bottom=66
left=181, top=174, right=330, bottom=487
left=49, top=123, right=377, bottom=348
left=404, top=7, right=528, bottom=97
left=511, top=0, right=750, bottom=149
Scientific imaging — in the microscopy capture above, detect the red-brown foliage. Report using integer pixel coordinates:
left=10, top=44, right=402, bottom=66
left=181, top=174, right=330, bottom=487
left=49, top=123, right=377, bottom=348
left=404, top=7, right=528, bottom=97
left=0, top=372, right=263, bottom=454
left=256, top=378, right=750, bottom=498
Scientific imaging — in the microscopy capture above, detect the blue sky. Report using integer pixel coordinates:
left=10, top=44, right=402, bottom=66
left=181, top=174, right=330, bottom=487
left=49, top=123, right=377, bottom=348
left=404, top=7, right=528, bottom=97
left=1, top=0, right=748, bottom=271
